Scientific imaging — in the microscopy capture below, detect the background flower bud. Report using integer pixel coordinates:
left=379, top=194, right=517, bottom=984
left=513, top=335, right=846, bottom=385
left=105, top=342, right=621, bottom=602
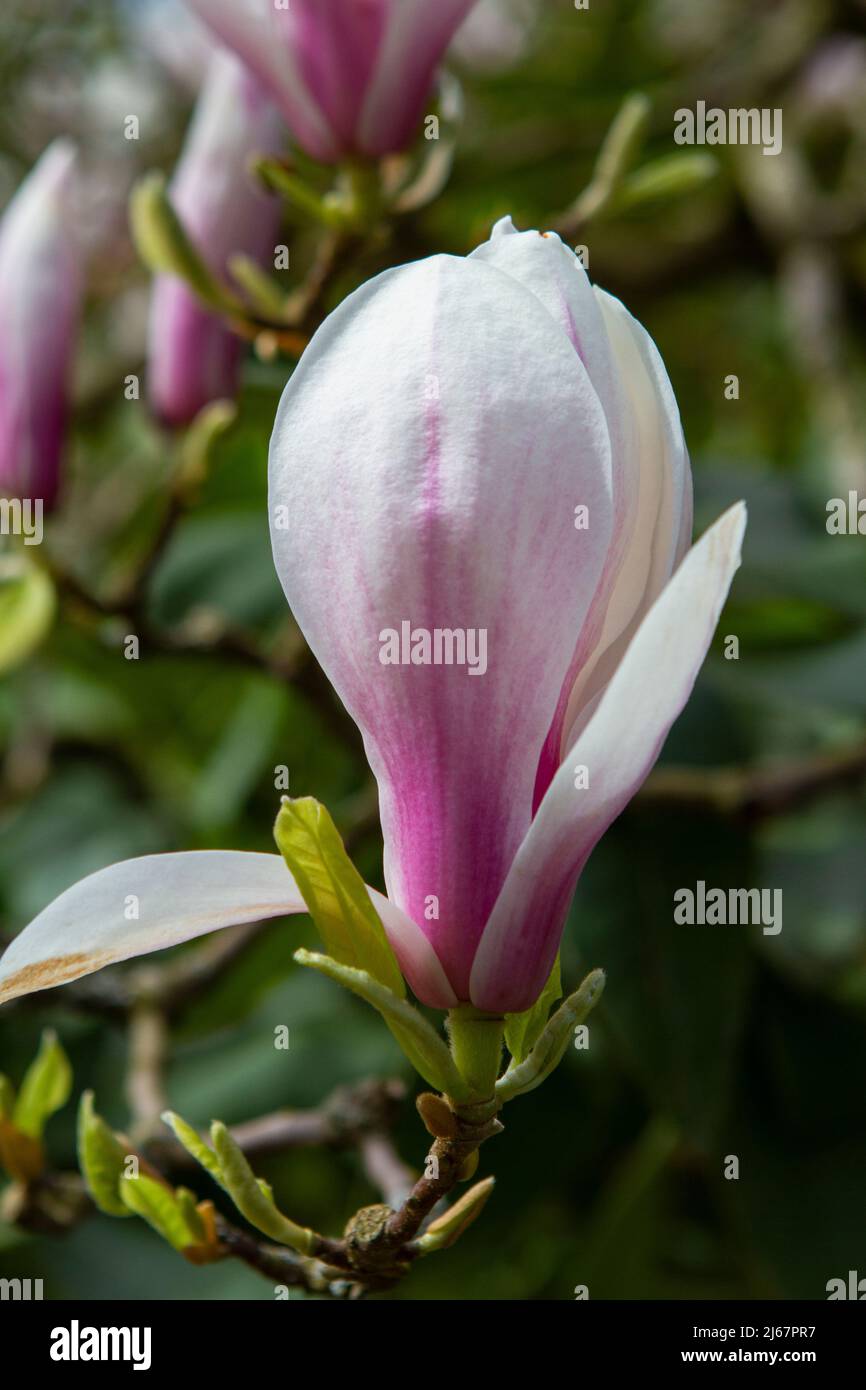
left=0, top=140, right=83, bottom=510
left=147, top=50, right=284, bottom=426
left=187, top=0, right=479, bottom=164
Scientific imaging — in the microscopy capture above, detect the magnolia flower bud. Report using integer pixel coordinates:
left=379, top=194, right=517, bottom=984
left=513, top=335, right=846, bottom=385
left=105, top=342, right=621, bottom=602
left=0, top=140, right=83, bottom=509
left=0, top=219, right=745, bottom=1025
left=186, top=0, right=479, bottom=163
left=267, top=217, right=746, bottom=1013
left=147, top=50, right=284, bottom=425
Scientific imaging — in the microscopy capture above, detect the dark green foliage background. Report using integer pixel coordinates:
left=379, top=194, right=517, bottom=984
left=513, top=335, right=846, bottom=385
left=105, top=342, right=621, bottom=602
left=1, top=0, right=865, bottom=1299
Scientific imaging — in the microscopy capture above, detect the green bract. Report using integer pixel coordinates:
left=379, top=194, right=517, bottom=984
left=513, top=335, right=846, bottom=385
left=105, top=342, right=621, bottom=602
left=504, top=956, right=563, bottom=1065
left=274, top=796, right=405, bottom=996
left=497, top=970, right=606, bottom=1104
left=119, top=1173, right=205, bottom=1252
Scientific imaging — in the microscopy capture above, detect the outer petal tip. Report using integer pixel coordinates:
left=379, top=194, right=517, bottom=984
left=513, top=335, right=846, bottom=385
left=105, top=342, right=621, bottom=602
left=718, top=498, right=748, bottom=557
left=468, top=501, right=749, bottom=1015
left=0, top=851, right=306, bottom=1007
left=490, top=213, right=518, bottom=237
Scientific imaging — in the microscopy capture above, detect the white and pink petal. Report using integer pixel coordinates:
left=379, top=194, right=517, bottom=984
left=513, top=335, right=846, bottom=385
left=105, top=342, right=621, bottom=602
left=469, top=502, right=746, bottom=1014
left=0, top=850, right=453, bottom=1010
left=358, top=0, right=478, bottom=155
left=186, top=0, right=340, bottom=161
left=559, top=287, right=693, bottom=749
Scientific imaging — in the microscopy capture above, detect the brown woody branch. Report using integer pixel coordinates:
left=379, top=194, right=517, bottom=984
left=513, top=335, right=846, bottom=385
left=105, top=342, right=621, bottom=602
left=638, top=741, right=866, bottom=820
left=146, top=1078, right=408, bottom=1171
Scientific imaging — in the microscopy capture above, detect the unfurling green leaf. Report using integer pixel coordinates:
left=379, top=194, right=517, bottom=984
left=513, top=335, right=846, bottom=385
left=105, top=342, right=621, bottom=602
left=161, top=1110, right=223, bottom=1183
left=275, top=796, right=404, bottom=995
left=294, top=949, right=472, bottom=1101
left=496, top=969, right=606, bottom=1104
left=77, top=1091, right=130, bottom=1218
left=414, top=1177, right=495, bottom=1255
left=14, top=1029, right=72, bottom=1139
left=81, top=1102, right=219, bottom=1259
left=162, top=1110, right=312, bottom=1252
left=119, top=1172, right=202, bottom=1251
left=210, top=1122, right=315, bottom=1254
left=505, top=955, right=562, bottom=1064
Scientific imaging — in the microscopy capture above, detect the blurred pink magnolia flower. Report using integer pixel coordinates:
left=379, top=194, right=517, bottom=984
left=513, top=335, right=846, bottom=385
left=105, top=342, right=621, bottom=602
left=148, top=50, right=284, bottom=425
left=185, top=0, right=478, bottom=163
left=133, top=0, right=220, bottom=94
left=451, top=0, right=539, bottom=73
left=0, top=140, right=83, bottom=509
left=0, top=220, right=745, bottom=1020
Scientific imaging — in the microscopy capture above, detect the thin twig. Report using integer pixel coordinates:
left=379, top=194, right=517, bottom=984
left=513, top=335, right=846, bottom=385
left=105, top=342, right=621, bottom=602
left=146, top=1077, right=407, bottom=1169
left=358, top=1132, right=416, bottom=1210
left=638, top=742, right=866, bottom=819
left=383, top=1137, right=496, bottom=1247
left=214, top=1216, right=349, bottom=1295
left=126, top=978, right=170, bottom=1145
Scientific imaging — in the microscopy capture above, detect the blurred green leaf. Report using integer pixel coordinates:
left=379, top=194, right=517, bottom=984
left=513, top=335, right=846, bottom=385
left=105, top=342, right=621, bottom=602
left=0, top=555, right=55, bottom=674
left=148, top=512, right=283, bottom=629
left=562, top=90, right=651, bottom=224
left=577, top=1118, right=680, bottom=1298
left=0, top=1074, right=14, bottom=1120
left=0, top=766, right=168, bottom=922
left=189, top=682, right=285, bottom=831
left=13, top=1029, right=72, bottom=1139
left=177, top=400, right=238, bottom=497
